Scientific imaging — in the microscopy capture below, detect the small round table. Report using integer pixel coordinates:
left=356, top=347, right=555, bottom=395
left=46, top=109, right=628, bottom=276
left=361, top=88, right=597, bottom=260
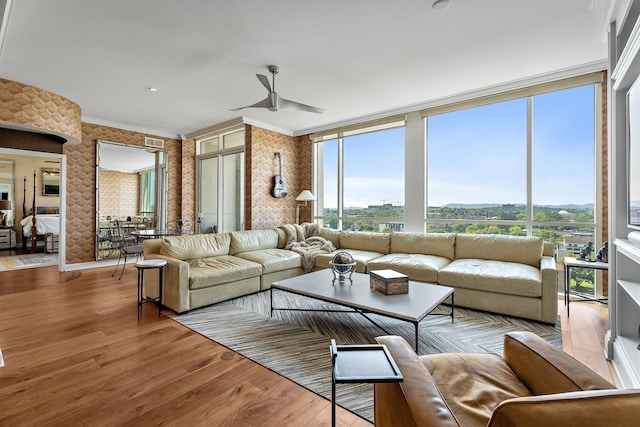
left=135, top=259, right=167, bottom=320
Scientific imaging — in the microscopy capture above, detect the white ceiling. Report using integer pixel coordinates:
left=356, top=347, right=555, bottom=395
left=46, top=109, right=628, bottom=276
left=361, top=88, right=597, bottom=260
left=0, top=0, right=612, bottom=139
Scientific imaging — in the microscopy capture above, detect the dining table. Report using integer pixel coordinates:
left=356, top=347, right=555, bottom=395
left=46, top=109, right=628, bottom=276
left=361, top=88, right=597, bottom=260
left=131, top=229, right=177, bottom=239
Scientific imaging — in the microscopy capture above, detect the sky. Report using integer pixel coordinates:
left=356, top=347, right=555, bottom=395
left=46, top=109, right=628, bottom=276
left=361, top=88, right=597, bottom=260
left=322, top=84, right=596, bottom=209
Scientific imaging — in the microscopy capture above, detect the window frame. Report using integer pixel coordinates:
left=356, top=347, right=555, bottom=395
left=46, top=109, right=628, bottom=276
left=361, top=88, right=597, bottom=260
left=312, top=73, right=603, bottom=247
left=424, top=82, right=601, bottom=241
left=313, top=119, right=406, bottom=230
left=195, top=126, right=245, bottom=233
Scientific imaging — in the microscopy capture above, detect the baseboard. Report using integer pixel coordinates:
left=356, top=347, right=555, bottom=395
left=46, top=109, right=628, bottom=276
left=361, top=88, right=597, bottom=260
left=63, top=258, right=125, bottom=271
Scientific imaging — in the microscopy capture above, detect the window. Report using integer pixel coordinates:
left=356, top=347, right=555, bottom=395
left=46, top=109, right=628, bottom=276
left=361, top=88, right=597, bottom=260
left=314, top=122, right=405, bottom=231
left=426, top=84, right=597, bottom=250
left=427, top=98, right=527, bottom=234
left=531, top=86, right=595, bottom=240
left=197, top=128, right=245, bottom=233
left=314, top=76, right=602, bottom=275
left=139, top=169, right=155, bottom=218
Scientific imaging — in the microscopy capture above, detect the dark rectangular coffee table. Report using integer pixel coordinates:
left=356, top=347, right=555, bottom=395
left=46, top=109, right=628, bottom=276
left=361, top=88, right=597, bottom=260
left=270, top=269, right=454, bottom=352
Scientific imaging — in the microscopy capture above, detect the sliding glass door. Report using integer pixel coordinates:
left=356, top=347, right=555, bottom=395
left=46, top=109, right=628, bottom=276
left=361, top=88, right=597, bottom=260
left=198, top=156, right=218, bottom=233
left=196, top=128, right=245, bottom=234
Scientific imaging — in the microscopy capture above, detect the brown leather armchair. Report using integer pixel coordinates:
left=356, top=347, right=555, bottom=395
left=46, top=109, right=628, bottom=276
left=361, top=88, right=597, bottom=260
left=374, top=332, right=639, bottom=427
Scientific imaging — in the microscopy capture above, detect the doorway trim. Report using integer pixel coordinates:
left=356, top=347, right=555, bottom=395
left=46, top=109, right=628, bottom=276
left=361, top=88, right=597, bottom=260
left=0, top=147, right=65, bottom=271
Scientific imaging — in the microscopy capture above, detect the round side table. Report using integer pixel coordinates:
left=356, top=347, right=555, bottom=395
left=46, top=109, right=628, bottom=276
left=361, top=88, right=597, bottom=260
left=135, top=259, right=167, bottom=320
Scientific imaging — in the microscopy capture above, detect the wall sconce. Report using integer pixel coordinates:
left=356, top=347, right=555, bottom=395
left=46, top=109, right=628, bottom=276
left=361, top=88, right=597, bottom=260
left=295, top=190, right=316, bottom=224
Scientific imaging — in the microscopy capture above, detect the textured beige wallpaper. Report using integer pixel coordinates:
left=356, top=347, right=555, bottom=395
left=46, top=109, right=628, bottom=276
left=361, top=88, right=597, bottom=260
left=98, top=170, right=139, bottom=218
left=181, top=139, right=196, bottom=224
left=64, top=123, right=182, bottom=264
left=246, top=126, right=312, bottom=229
left=0, top=78, right=82, bottom=143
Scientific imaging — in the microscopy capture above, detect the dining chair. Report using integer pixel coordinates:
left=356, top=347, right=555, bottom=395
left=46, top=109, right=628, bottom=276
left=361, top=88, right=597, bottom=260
left=167, top=219, right=194, bottom=236
left=112, top=219, right=144, bottom=279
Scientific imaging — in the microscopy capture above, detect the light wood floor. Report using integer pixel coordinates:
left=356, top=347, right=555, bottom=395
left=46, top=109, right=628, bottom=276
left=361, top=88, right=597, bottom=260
left=560, top=297, right=618, bottom=386
left=0, top=265, right=616, bottom=426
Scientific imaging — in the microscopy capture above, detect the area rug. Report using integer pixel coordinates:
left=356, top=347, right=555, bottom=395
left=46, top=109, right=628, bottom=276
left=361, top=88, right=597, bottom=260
left=0, top=253, right=58, bottom=271
left=174, top=290, right=561, bottom=422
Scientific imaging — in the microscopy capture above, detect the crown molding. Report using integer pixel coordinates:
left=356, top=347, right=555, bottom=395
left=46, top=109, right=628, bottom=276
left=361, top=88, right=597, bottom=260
left=186, top=116, right=295, bottom=140
left=81, top=116, right=181, bottom=140
left=241, top=117, right=294, bottom=137
left=184, top=117, right=245, bottom=140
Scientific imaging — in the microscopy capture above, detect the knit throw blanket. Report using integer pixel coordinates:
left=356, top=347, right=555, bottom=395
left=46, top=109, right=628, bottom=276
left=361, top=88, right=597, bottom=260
left=278, top=223, right=336, bottom=272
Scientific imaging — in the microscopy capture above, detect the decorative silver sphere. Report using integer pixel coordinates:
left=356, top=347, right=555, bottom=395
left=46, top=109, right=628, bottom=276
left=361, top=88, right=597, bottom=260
left=330, top=252, right=356, bottom=284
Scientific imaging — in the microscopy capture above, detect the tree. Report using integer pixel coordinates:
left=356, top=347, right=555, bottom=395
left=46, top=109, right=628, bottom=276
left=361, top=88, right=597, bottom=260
left=533, top=211, right=563, bottom=222
left=534, top=228, right=560, bottom=243
left=573, top=212, right=594, bottom=223
left=570, top=267, right=595, bottom=295
left=465, top=224, right=481, bottom=234
left=484, top=225, right=500, bottom=234
left=509, top=226, right=523, bottom=235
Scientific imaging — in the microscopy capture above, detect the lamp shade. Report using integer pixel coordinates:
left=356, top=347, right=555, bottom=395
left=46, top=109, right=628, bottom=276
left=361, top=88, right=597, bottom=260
left=295, top=190, right=316, bottom=202
left=0, top=200, right=11, bottom=210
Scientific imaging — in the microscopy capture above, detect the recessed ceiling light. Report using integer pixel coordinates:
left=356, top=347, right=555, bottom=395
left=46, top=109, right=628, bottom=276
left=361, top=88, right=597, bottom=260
left=432, top=0, right=449, bottom=10
left=148, top=87, right=158, bottom=92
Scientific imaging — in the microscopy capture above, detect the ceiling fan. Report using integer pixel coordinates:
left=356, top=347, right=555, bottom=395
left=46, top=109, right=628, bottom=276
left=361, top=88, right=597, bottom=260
left=232, top=65, right=325, bottom=114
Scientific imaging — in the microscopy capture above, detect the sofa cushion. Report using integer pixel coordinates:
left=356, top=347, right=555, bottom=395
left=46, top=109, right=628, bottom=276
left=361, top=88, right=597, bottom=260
left=340, top=231, right=390, bottom=254
left=314, top=250, right=383, bottom=273
left=455, top=234, right=543, bottom=268
left=229, top=229, right=279, bottom=255
left=367, top=253, right=450, bottom=283
left=421, top=352, right=531, bottom=427
left=188, top=255, right=262, bottom=289
left=438, top=259, right=542, bottom=297
left=235, top=248, right=302, bottom=273
left=391, top=232, right=455, bottom=260
left=319, top=228, right=341, bottom=248
left=159, top=233, right=231, bottom=261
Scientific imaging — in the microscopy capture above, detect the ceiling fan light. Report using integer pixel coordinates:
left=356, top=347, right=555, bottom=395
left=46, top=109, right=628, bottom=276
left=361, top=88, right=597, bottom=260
left=269, top=92, right=280, bottom=111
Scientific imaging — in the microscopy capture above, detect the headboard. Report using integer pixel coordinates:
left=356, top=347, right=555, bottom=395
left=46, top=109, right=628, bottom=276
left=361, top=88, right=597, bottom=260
left=36, top=206, right=59, bottom=215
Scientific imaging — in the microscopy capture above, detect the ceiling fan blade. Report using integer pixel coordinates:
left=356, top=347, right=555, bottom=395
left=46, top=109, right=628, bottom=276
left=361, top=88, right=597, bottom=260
left=280, top=97, right=325, bottom=114
left=256, top=74, right=272, bottom=93
left=230, top=96, right=272, bottom=111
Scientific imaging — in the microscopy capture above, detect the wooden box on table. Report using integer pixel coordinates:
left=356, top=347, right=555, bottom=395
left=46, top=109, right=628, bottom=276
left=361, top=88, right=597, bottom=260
left=370, top=269, right=409, bottom=295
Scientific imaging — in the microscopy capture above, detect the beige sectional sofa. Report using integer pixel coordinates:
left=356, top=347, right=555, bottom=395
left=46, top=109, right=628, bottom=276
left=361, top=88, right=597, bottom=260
left=143, top=229, right=303, bottom=313
left=313, top=229, right=557, bottom=323
left=143, top=227, right=558, bottom=324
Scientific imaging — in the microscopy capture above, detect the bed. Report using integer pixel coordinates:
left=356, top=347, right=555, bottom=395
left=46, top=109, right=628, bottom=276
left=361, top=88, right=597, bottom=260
left=22, top=173, right=60, bottom=253
left=21, top=212, right=59, bottom=234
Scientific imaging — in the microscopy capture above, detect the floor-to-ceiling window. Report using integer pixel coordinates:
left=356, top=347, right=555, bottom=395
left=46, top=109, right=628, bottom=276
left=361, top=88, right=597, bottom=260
left=426, top=84, right=597, bottom=246
left=314, top=74, right=604, bottom=295
left=196, top=127, right=245, bottom=233
left=425, top=81, right=600, bottom=296
left=427, top=98, right=528, bottom=235
left=314, top=120, right=405, bottom=231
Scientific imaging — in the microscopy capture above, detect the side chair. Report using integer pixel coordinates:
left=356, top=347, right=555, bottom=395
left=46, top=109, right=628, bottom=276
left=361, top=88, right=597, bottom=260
left=112, top=219, right=144, bottom=279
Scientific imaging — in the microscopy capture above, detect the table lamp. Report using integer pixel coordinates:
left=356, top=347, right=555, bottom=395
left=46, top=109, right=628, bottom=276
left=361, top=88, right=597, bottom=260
left=295, top=190, right=316, bottom=224
left=0, top=200, right=11, bottom=227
